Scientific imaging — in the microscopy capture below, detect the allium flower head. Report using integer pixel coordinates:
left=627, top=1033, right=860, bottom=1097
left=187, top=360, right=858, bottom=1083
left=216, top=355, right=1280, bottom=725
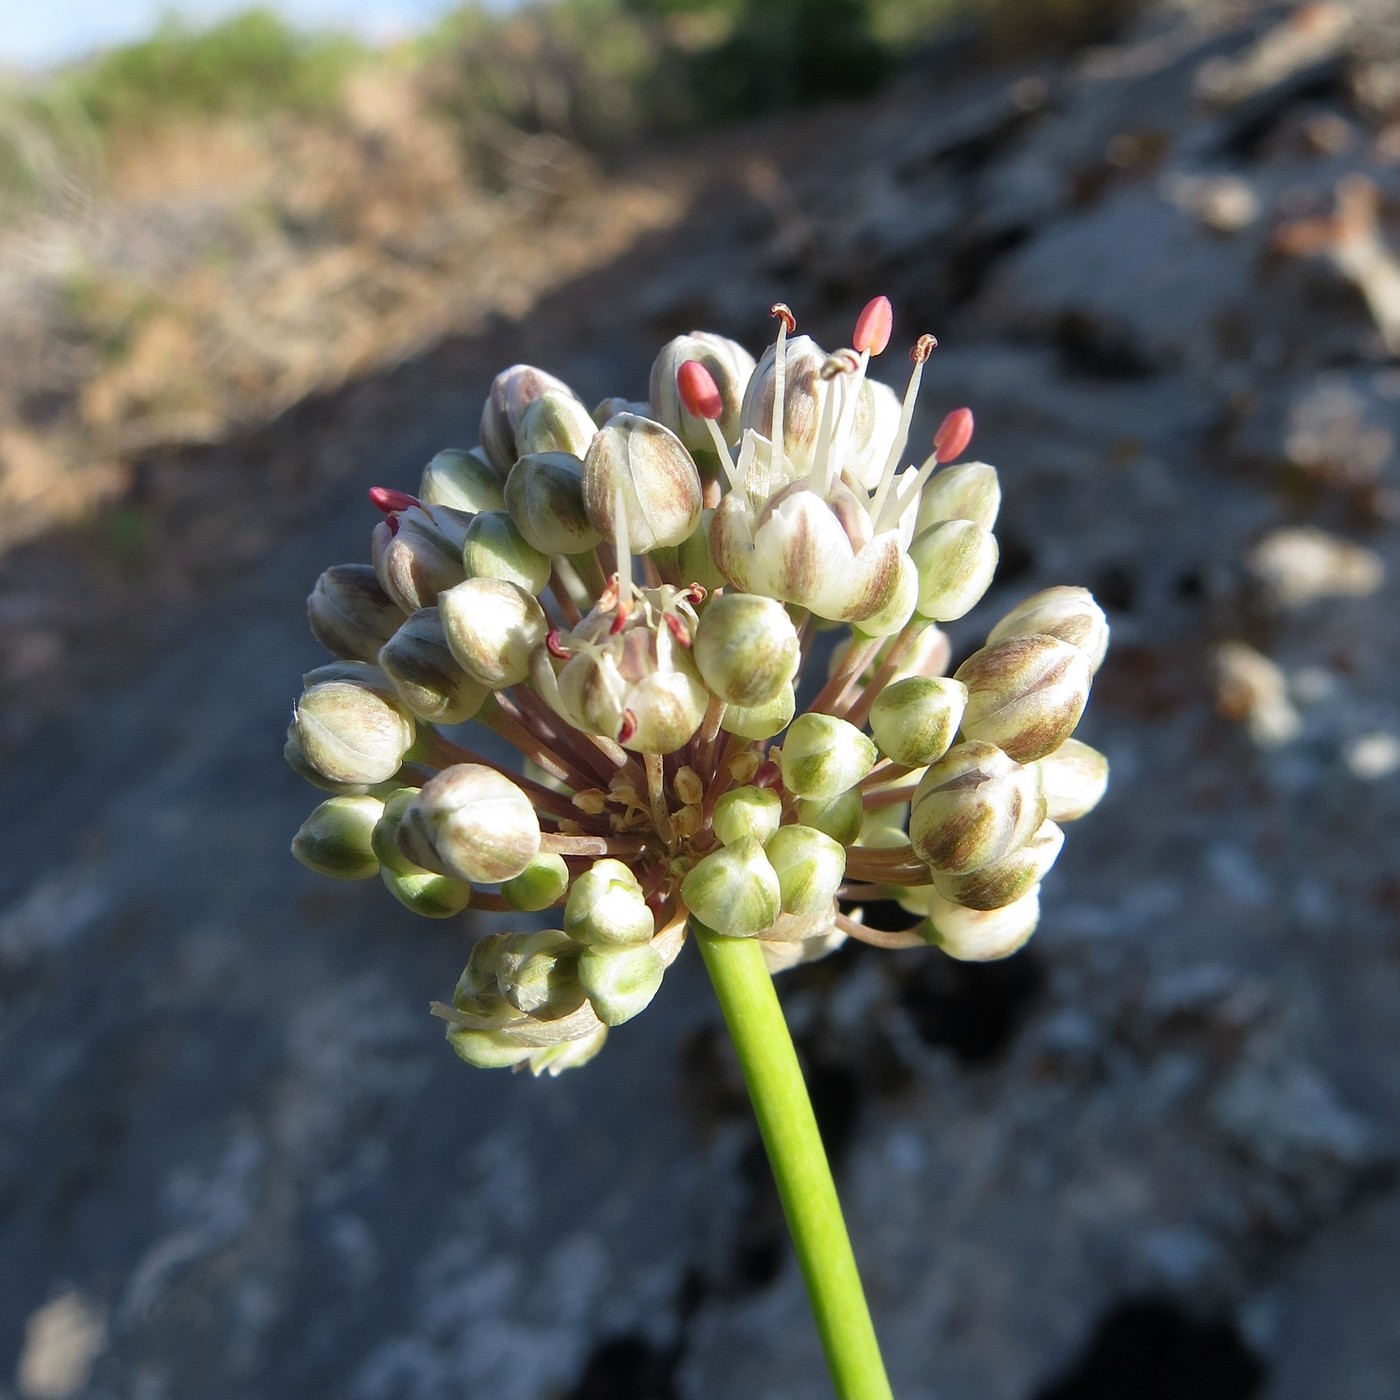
left=286, top=295, right=1109, bottom=1075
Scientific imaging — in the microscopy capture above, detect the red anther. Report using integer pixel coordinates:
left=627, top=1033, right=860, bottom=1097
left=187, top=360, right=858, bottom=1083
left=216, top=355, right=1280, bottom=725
left=369, top=486, right=419, bottom=514
left=683, top=583, right=708, bottom=605
left=546, top=629, right=573, bottom=659
left=664, top=613, right=692, bottom=647
left=609, top=594, right=632, bottom=635
left=853, top=295, right=893, bottom=356
left=618, top=709, right=638, bottom=745
left=910, top=334, right=938, bottom=366
left=753, top=760, right=782, bottom=789
left=385, top=514, right=401, bottom=536
left=933, top=407, right=974, bottom=464
left=677, top=360, right=724, bottom=420
left=770, top=303, right=796, bottom=334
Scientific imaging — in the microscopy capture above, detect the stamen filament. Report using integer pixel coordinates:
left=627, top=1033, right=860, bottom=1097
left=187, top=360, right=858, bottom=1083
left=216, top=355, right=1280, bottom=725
left=706, top=415, right=743, bottom=491
left=869, top=335, right=936, bottom=525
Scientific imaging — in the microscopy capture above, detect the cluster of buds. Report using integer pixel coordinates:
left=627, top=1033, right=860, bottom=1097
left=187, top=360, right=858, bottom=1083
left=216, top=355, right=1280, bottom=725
left=288, top=297, right=1109, bottom=1073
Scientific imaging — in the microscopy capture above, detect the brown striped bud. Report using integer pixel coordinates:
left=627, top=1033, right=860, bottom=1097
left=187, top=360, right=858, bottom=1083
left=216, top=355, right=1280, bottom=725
left=293, top=677, right=415, bottom=786
left=955, top=634, right=1092, bottom=763
left=910, top=519, right=998, bottom=622
left=372, top=504, right=471, bottom=612
left=308, top=564, right=403, bottom=663
left=378, top=608, right=489, bottom=725
left=1031, top=739, right=1109, bottom=823
left=868, top=675, right=967, bottom=767
left=515, top=389, right=597, bottom=459
left=986, top=586, right=1109, bottom=673
left=650, top=332, right=756, bottom=451
left=925, top=884, right=1040, bottom=961
left=693, top=593, right=800, bottom=707
left=582, top=414, right=703, bottom=552
left=440, top=577, right=548, bottom=688
left=397, top=764, right=541, bottom=883
left=504, top=452, right=601, bottom=556
left=480, top=364, right=582, bottom=477
left=931, top=820, right=1063, bottom=911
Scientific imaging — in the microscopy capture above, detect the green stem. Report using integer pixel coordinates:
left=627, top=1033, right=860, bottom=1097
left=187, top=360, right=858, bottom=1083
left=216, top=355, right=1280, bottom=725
left=693, top=921, right=895, bottom=1400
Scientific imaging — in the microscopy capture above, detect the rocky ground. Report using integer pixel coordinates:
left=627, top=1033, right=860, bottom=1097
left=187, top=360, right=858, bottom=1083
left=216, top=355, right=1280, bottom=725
left=2, top=1, right=1400, bottom=1397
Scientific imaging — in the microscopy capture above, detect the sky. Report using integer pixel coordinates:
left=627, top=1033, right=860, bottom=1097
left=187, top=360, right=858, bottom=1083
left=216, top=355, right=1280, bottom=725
left=1, top=0, right=490, bottom=70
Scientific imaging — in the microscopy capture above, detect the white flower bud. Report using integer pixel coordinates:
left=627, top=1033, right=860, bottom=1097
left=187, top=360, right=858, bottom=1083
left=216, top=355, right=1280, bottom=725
left=720, top=684, right=795, bottom=741
left=398, top=764, right=541, bottom=883
left=493, top=929, right=586, bottom=1018
left=779, top=713, right=877, bottom=801
left=712, top=785, right=783, bottom=847
left=515, top=389, right=597, bottom=458
left=650, top=331, right=756, bottom=451
left=850, top=553, right=918, bottom=638
left=1032, top=739, right=1109, bottom=823
left=294, top=678, right=415, bottom=785
left=419, top=448, right=504, bottom=513
left=582, top=413, right=703, bottom=551
left=378, top=608, right=490, bottom=725
left=579, top=942, right=666, bottom=1026
left=909, top=740, right=1045, bottom=874
left=987, top=586, right=1109, bottom=673
left=765, top=824, right=847, bottom=916
left=914, top=461, right=1001, bottom=531
left=681, top=838, right=782, bottom=937
left=504, top=452, right=601, bottom=556
left=373, top=788, right=473, bottom=917
left=529, top=1025, right=608, bottom=1076
left=308, top=564, right=404, bottom=663
left=868, top=676, right=967, bottom=766
left=462, top=510, right=551, bottom=593
left=955, top=634, right=1092, bottom=763
left=292, top=794, right=384, bottom=880
left=372, top=504, right=471, bottom=612
left=931, top=819, right=1063, bottom=911
left=925, top=884, right=1040, bottom=961
left=796, top=790, right=865, bottom=846
left=563, top=858, right=655, bottom=947
left=447, top=1027, right=535, bottom=1068
left=440, top=576, right=548, bottom=688
left=480, top=364, right=581, bottom=477
left=910, top=519, right=998, bottom=622
left=693, top=593, right=800, bottom=707
left=501, top=852, right=570, bottom=912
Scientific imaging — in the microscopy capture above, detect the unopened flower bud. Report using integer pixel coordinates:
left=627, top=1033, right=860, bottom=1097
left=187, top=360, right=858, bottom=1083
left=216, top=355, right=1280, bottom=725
left=915, top=461, right=1001, bottom=532
left=693, top=593, right=800, bottom=707
left=398, top=764, right=541, bottom=883
left=372, top=504, right=471, bottom=612
left=504, top=452, right=601, bottom=556
left=850, top=553, right=918, bottom=638
left=494, top=929, right=586, bottom=1018
left=516, top=389, right=597, bottom=458
left=480, top=364, right=581, bottom=477
left=713, top=785, right=783, bottom=847
left=650, top=332, right=756, bottom=451
left=925, top=884, right=1040, bottom=961
left=592, top=396, right=647, bottom=426
left=308, top=564, right=403, bottom=663
left=379, top=608, right=489, bottom=724
left=419, top=448, right=505, bottom=513
left=909, top=740, right=1045, bottom=874
left=529, top=1025, right=608, bottom=1075
left=447, top=1027, right=535, bottom=1068
left=955, top=634, right=1092, bottom=763
left=294, top=678, right=415, bottom=785
left=765, top=825, right=846, bottom=917
left=462, top=510, right=551, bottom=593
left=440, top=577, right=548, bottom=687
left=286, top=724, right=366, bottom=792
left=779, top=713, right=877, bottom=801
left=869, top=676, right=967, bottom=766
left=579, top=942, right=666, bottom=1026
left=292, top=794, right=383, bottom=879
left=910, top=520, right=998, bottom=622
left=931, top=819, right=1063, bottom=911
left=720, top=684, right=795, bottom=740
left=987, top=586, right=1109, bottom=673
left=582, top=414, right=703, bottom=551
left=501, top=852, right=571, bottom=912
left=563, top=858, right=654, bottom=947
left=1032, top=739, right=1109, bottom=823
left=681, top=838, right=781, bottom=937
left=796, top=789, right=865, bottom=846
left=373, top=788, right=474, bottom=917
left=860, top=802, right=910, bottom=851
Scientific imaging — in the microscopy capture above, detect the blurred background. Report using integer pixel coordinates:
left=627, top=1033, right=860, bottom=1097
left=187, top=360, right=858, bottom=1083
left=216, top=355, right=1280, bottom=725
left=2, top=0, right=1399, bottom=1396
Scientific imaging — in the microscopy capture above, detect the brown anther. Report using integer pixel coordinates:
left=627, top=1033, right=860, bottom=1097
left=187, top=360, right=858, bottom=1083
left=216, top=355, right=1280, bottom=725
left=770, top=303, right=796, bottom=334
left=664, top=613, right=692, bottom=647
left=753, top=759, right=783, bottom=789
left=911, top=334, right=938, bottom=365
left=819, top=349, right=861, bottom=380
left=617, top=709, right=638, bottom=745
left=547, top=628, right=573, bottom=659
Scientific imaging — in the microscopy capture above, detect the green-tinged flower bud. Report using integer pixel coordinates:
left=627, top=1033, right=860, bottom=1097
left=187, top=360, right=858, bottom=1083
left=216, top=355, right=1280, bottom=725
left=987, top=586, right=1109, bottom=673
left=765, top=825, right=846, bottom=917
left=910, top=519, right=998, bottom=622
left=931, top=820, right=1063, bottom=911
left=440, top=577, right=548, bottom=688
left=301, top=659, right=395, bottom=691
left=676, top=507, right=725, bottom=592
left=308, top=564, right=404, bottom=663
left=720, top=684, right=795, bottom=740
left=592, top=396, right=647, bottom=426
left=372, top=504, right=472, bottom=613
left=286, top=724, right=369, bottom=793
left=563, top=858, right=654, bottom=947
left=869, top=676, right=967, bottom=766
left=713, top=785, right=783, bottom=847
left=925, top=884, right=1040, bottom=961
left=851, top=554, right=918, bottom=638
left=516, top=389, right=597, bottom=458
left=681, top=838, right=781, bottom=937
left=494, top=929, right=586, bottom=1017
left=373, top=788, right=473, bottom=917
left=693, top=594, right=800, bottom=707
left=292, top=794, right=383, bottom=879
left=504, top=452, right=601, bottom=556
left=419, top=448, right=504, bottom=514
left=462, top=511, right=551, bottom=593
left=454, top=933, right=514, bottom=1015
left=294, top=679, right=415, bottom=785
left=579, top=942, right=665, bottom=1026
left=780, top=713, right=877, bottom=801
left=1032, top=739, right=1109, bottom=823
left=955, top=634, right=1092, bottom=764
left=529, top=1025, right=608, bottom=1075
left=480, top=364, right=581, bottom=477
left=582, top=414, right=702, bottom=551
left=397, top=764, right=541, bottom=883
left=915, top=461, right=1001, bottom=532
left=910, top=740, right=1045, bottom=874
left=860, top=802, right=911, bottom=851
left=797, top=789, right=865, bottom=846
left=379, top=608, right=489, bottom=725
left=447, top=1027, right=535, bottom=1068
left=650, top=332, right=756, bottom=451
left=501, top=852, right=570, bottom=911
